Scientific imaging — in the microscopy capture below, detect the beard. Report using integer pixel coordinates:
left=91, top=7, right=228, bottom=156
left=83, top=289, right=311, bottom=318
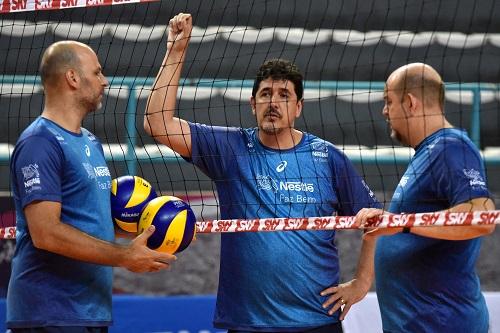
left=79, top=76, right=103, bottom=113
left=81, top=90, right=103, bottom=114
left=390, top=127, right=411, bottom=147
left=81, top=98, right=101, bottom=114
left=259, top=109, right=285, bottom=135
left=260, top=121, right=284, bottom=135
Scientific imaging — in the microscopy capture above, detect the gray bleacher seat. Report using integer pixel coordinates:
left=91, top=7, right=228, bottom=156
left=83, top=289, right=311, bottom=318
left=0, top=83, right=44, bottom=144
left=2, top=0, right=500, bottom=82
left=480, top=100, right=500, bottom=148
left=2, top=29, right=500, bottom=83
left=3, top=0, right=499, bottom=32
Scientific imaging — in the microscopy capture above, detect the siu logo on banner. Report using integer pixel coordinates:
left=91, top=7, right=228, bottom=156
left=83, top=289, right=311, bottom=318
left=1, top=0, right=158, bottom=13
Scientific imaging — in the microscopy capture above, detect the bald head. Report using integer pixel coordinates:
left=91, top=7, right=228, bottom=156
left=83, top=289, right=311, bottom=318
left=388, top=63, right=445, bottom=111
left=39, top=41, right=93, bottom=88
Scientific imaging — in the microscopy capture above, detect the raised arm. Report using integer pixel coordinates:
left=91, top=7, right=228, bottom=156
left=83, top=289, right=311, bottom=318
left=144, top=13, right=193, bottom=158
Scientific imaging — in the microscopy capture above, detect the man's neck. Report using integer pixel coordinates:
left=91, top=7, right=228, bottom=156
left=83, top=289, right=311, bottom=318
left=258, top=128, right=303, bottom=150
left=411, top=115, right=453, bottom=148
left=41, top=106, right=83, bottom=134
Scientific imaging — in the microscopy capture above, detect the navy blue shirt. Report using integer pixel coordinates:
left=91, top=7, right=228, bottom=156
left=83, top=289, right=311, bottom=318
left=7, top=117, right=114, bottom=328
left=376, top=128, right=491, bottom=333
left=188, top=123, right=380, bottom=331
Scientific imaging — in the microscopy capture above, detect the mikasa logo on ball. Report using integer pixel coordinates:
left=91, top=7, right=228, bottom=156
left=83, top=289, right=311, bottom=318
left=121, top=212, right=139, bottom=218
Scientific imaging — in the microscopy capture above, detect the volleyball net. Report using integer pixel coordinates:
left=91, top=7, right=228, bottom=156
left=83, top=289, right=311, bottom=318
left=0, top=0, right=499, bottom=236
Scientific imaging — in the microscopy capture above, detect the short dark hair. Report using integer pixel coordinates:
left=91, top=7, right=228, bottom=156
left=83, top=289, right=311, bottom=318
left=252, top=59, right=303, bottom=100
left=39, top=42, right=81, bottom=87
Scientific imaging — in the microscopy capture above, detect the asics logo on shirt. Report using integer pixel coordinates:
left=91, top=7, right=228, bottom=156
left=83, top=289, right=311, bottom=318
left=276, top=161, right=288, bottom=172
left=85, top=145, right=90, bottom=157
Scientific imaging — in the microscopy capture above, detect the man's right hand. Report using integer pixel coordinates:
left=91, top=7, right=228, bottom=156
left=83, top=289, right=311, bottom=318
left=123, top=225, right=177, bottom=273
left=354, top=208, right=403, bottom=239
left=168, top=13, right=192, bottom=52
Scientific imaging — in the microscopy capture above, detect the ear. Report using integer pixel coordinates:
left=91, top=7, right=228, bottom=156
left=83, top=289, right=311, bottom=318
left=295, top=98, right=304, bottom=118
left=406, top=93, right=420, bottom=115
left=250, top=96, right=256, bottom=115
left=65, top=69, right=79, bottom=89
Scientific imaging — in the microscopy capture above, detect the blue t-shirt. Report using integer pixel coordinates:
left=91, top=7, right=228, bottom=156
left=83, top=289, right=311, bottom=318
left=375, top=128, right=491, bottom=333
left=7, top=117, right=115, bottom=328
left=188, top=123, right=380, bottom=331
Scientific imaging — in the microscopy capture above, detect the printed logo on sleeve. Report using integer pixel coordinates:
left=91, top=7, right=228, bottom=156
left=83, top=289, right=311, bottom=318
left=399, top=176, right=410, bottom=188
left=47, top=128, right=65, bottom=142
left=311, top=141, right=329, bottom=161
left=21, top=164, right=41, bottom=191
left=463, top=169, right=486, bottom=187
left=86, top=133, right=97, bottom=141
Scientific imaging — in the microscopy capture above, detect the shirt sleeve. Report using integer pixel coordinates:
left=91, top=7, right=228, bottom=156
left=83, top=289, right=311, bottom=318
left=332, top=150, right=382, bottom=216
left=435, top=139, right=490, bottom=206
left=186, top=122, right=239, bottom=180
left=11, top=135, right=63, bottom=208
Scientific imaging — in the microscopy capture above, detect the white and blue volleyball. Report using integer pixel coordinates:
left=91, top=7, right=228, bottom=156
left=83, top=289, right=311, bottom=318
left=138, top=196, right=196, bottom=254
left=111, top=175, right=157, bottom=233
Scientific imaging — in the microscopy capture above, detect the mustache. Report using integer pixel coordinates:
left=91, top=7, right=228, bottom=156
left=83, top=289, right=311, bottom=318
left=264, top=109, right=282, bottom=118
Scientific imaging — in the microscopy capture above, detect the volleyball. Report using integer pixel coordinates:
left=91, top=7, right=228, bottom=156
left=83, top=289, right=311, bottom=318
left=138, top=196, right=197, bottom=254
left=111, top=175, right=157, bottom=233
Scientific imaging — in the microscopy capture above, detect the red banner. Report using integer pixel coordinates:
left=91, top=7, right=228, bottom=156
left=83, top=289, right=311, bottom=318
left=1, top=0, right=157, bottom=13
left=2, top=210, right=499, bottom=238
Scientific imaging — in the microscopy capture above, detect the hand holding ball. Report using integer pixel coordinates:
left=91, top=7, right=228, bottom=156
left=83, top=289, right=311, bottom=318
left=111, top=176, right=196, bottom=254
left=138, top=196, right=197, bottom=254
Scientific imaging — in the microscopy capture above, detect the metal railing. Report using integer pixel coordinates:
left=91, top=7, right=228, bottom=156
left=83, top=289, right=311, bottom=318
left=1, top=75, right=499, bottom=175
